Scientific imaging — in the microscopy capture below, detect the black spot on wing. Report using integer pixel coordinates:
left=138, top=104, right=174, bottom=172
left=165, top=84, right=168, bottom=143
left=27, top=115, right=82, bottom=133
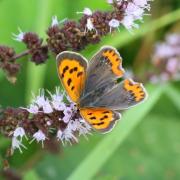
left=77, top=71, right=83, bottom=77
left=69, top=68, right=74, bottom=74
left=112, top=52, right=116, bottom=56
left=63, top=66, right=69, bottom=74
left=67, top=78, right=72, bottom=86
left=92, top=122, right=105, bottom=126
left=90, top=116, right=96, bottom=120
left=100, top=115, right=108, bottom=121
left=87, top=113, right=93, bottom=115
left=103, top=111, right=109, bottom=114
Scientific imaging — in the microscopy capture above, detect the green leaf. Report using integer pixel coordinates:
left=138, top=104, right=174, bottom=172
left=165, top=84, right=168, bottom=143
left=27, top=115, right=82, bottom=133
left=0, top=70, right=4, bottom=82
left=164, top=83, right=180, bottom=111
left=94, top=114, right=180, bottom=179
left=68, top=84, right=165, bottom=180
left=23, top=170, right=41, bottom=180
left=25, top=0, right=53, bottom=104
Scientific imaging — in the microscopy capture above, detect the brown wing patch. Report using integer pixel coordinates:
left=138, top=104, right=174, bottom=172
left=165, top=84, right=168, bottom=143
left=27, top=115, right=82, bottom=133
left=57, top=52, right=87, bottom=103
left=80, top=108, right=121, bottom=133
left=102, top=48, right=124, bottom=77
left=123, top=79, right=146, bottom=102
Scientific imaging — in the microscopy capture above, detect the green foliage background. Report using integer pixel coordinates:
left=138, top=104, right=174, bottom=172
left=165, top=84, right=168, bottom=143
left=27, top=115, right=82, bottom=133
left=0, top=0, right=180, bottom=179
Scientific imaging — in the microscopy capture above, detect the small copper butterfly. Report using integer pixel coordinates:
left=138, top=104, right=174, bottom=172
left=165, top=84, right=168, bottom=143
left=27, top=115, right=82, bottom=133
left=56, top=46, right=147, bottom=133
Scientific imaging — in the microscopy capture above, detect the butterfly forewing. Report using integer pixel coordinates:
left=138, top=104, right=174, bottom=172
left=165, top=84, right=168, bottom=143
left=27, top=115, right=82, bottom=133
left=81, top=46, right=125, bottom=98
left=80, top=108, right=121, bottom=133
left=56, top=52, right=87, bottom=103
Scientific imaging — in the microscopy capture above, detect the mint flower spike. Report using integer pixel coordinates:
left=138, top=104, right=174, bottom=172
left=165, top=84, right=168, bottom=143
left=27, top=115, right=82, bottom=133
left=1, top=0, right=152, bottom=82
left=0, top=88, right=92, bottom=152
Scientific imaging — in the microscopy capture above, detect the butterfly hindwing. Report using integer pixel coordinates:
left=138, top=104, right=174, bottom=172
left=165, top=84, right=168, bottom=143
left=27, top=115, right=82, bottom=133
left=80, top=108, right=121, bottom=133
left=92, top=78, right=147, bottom=110
left=81, top=46, right=125, bottom=97
left=56, top=52, right=87, bottom=103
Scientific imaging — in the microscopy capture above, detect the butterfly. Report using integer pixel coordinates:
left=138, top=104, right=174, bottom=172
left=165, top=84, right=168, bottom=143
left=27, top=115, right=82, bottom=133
left=56, top=46, right=147, bottom=133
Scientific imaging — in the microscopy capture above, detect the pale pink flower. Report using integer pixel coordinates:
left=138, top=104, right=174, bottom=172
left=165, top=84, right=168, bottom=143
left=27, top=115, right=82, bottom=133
left=166, top=58, right=179, bottom=73
left=11, top=137, right=27, bottom=153
left=77, top=8, right=93, bottom=16
left=13, top=127, right=27, bottom=141
left=109, top=19, right=120, bottom=33
left=24, top=104, right=39, bottom=114
left=42, top=100, right=53, bottom=114
left=51, top=16, right=59, bottom=26
left=32, top=130, right=47, bottom=147
left=12, top=28, right=25, bottom=42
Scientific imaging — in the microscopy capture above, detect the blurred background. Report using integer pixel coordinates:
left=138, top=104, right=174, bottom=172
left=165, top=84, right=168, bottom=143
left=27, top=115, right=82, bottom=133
left=0, top=0, right=180, bottom=179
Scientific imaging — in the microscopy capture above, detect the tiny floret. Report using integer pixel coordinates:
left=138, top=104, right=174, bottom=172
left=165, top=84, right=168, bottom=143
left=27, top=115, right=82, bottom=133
left=86, top=18, right=94, bottom=31
left=34, top=91, right=46, bottom=107
left=56, top=129, right=63, bottom=141
left=51, top=16, right=59, bottom=26
left=61, top=123, right=78, bottom=145
left=125, top=3, right=144, bottom=20
left=25, top=104, right=39, bottom=114
left=109, top=19, right=120, bottom=28
left=62, top=107, right=73, bottom=123
left=85, top=18, right=97, bottom=33
left=11, top=137, right=27, bottom=153
left=32, top=130, right=47, bottom=147
left=50, top=88, right=66, bottom=111
left=83, top=8, right=93, bottom=16
left=121, top=15, right=139, bottom=31
left=13, top=127, right=26, bottom=141
left=109, top=19, right=120, bottom=33
left=42, top=100, right=53, bottom=114
left=133, top=0, right=151, bottom=10
left=77, top=8, right=93, bottom=16
left=107, top=0, right=122, bottom=4
left=12, top=28, right=25, bottom=42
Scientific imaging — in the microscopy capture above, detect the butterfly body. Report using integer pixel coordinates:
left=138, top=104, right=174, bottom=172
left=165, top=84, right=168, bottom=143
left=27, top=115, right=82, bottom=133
left=57, top=46, right=147, bottom=133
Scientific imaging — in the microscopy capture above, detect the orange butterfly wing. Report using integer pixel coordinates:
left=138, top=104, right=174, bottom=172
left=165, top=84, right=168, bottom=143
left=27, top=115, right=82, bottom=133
left=123, top=79, right=147, bottom=102
left=102, top=47, right=124, bottom=77
left=56, top=52, right=87, bottom=103
left=80, top=108, right=121, bottom=133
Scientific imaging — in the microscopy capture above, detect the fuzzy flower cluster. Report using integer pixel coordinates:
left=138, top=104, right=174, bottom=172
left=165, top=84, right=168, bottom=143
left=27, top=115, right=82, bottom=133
left=48, top=0, right=152, bottom=53
left=107, top=0, right=152, bottom=31
left=0, top=88, right=91, bottom=153
left=0, top=0, right=152, bottom=82
left=0, top=46, right=20, bottom=83
left=150, top=33, right=180, bottom=83
left=13, top=30, right=49, bottom=64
